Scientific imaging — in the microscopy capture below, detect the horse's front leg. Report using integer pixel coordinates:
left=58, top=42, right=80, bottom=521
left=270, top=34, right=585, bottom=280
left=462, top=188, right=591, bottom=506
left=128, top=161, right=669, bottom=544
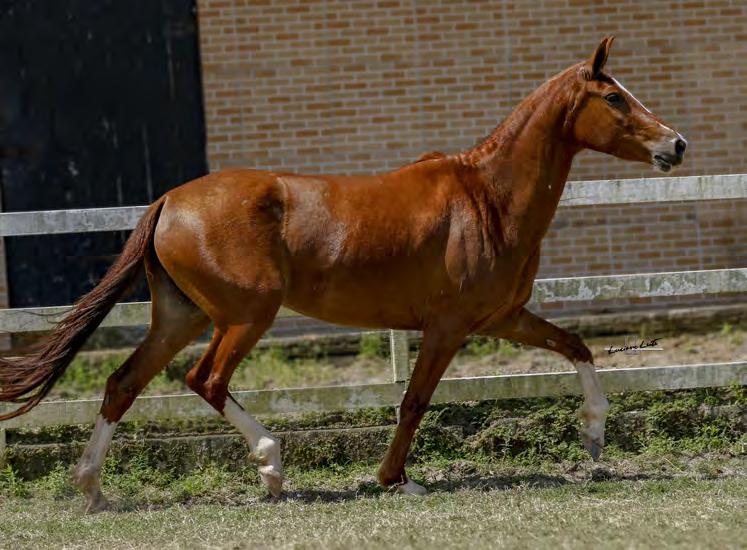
left=378, top=325, right=467, bottom=494
left=479, top=307, right=609, bottom=460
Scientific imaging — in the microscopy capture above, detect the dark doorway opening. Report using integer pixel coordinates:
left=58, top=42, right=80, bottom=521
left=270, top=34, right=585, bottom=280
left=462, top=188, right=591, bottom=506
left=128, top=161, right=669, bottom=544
left=0, top=0, right=207, bottom=307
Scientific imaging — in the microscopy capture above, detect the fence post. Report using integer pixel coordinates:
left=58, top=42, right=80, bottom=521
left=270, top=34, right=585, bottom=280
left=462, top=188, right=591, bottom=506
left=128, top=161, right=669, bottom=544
left=389, top=329, right=410, bottom=423
left=0, top=428, right=6, bottom=467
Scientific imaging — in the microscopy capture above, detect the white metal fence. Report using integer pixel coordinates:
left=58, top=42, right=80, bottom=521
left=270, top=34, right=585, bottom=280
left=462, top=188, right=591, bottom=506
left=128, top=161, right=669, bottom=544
left=0, top=173, right=746, bottom=457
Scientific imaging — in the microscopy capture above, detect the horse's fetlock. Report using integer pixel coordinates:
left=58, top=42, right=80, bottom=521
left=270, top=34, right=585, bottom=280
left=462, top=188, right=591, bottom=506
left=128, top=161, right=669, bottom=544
left=72, top=463, right=101, bottom=493
left=377, top=464, right=406, bottom=488
left=599, top=396, right=610, bottom=414
left=581, top=396, right=608, bottom=419
left=255, top=435, right=281, bottom=465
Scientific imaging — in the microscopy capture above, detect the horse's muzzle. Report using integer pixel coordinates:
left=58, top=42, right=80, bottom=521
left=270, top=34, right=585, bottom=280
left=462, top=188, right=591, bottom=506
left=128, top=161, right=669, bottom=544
left=653, top=136, right=687, bottom=172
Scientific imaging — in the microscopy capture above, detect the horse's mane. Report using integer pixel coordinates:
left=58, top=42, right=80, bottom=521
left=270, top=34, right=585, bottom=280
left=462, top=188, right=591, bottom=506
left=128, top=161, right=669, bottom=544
left=413, top=151, right=447, bottom=163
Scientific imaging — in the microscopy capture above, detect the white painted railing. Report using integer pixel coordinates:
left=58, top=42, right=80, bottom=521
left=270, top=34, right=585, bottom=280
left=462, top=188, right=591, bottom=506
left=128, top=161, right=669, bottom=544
left=2, top=362, right=744, bottom=430
left=1, top=268, right=743, bottom=333
left=0, top=173, right=745, bottom=457
left=1, top=173, right=745, bottom=237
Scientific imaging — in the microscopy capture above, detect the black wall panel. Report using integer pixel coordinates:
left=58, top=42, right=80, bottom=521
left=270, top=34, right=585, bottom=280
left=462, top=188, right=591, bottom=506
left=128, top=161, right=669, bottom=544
left=0, top=0, right=207, bottom=306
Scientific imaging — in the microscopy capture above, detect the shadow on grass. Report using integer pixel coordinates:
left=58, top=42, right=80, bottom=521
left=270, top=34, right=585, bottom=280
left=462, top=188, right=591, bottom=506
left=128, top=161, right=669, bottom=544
left=95, top=465, right=692, bottom=513
left=279, top=468, right=676, bottom=504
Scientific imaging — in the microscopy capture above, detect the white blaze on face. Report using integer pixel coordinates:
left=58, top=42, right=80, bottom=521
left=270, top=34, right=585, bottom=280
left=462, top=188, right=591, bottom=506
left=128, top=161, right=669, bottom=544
left=611, top=77, right=678, bottom=162
left=611, top=77, right=651, bottom=114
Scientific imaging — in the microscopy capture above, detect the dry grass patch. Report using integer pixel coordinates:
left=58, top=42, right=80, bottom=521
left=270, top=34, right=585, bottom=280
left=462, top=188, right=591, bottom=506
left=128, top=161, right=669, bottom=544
left=1, top=474, right=745, bottom=549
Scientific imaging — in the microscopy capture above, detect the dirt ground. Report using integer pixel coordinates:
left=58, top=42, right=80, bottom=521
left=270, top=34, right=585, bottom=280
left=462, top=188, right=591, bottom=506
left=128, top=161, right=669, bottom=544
left=235, top=323, right=747, bottom=392
left=447, top=325, right=746, bottom=378
left=45, top=324, right=746, bottom=399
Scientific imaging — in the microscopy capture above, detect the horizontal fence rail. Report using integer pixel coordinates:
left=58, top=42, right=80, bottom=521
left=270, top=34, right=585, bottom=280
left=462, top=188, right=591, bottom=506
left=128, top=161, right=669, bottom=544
left=0, top=301, right=299, bottom=333
left=0, top=173, right=745, bottom=237
left=1, top=362, right=744, bottom=430
left=0, top=268, right=744, bottom=333
left=530, top=267, right=747, bottom=304
left=0, top=205, right=147, bottom=237
left=560, top=173, right=747, bottom=206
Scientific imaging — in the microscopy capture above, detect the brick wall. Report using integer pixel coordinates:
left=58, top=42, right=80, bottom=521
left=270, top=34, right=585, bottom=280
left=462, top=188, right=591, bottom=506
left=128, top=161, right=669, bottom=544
left=196, top=0, right=747, bottom=315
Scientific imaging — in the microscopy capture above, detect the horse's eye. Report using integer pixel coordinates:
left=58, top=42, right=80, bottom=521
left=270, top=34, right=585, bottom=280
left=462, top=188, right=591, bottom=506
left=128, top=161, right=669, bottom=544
left=604, top=93, right=622, bottom=105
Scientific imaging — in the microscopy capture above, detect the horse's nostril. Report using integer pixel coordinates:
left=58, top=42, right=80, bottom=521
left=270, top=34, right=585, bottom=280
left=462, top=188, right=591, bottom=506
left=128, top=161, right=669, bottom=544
left=675, top=138, right=687, bottom=156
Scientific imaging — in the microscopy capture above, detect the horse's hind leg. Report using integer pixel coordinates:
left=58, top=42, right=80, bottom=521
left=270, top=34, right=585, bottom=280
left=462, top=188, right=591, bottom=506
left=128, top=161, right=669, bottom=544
left=186, top=312, right=282, bottom=498
left=73, top=255, right=209, bottom=513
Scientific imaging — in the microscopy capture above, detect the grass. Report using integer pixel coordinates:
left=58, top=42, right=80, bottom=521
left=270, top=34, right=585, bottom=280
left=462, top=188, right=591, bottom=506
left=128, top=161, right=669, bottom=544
left=0, top=461, right=745, bottom=549
left=1, top=384, right=745, bottom=548
left=464, top=336, right=521, bottom=358
left=358, top=332, right=386, bottom=359
left=7, top=386, right=744, bottom=478
left=51, top=330, right=394, bottom=401
left=7, top=322, right=744, bottom=547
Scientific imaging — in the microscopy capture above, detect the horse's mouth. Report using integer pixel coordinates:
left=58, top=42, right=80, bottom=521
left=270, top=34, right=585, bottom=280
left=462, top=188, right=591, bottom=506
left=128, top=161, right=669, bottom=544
left=653, top=153, right=681, bottom=173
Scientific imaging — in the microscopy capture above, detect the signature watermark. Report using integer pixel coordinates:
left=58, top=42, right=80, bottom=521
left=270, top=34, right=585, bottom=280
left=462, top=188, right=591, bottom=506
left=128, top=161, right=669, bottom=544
left=605, top=335, right=663, bottom=355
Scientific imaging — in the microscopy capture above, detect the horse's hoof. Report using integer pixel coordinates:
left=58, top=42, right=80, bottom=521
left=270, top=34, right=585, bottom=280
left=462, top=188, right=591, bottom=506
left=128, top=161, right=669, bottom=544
left=84, top=494, right=110, bottom=514
left=396, top=478, right=428, bottom=496
left=583, top=436, right=604, bottom=461
left=259, top=465, right=283, bottom=499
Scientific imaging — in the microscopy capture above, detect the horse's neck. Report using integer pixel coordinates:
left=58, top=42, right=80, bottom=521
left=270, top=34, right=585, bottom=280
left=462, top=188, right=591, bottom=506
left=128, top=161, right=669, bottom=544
left=463, top=76, right=579, bottom=248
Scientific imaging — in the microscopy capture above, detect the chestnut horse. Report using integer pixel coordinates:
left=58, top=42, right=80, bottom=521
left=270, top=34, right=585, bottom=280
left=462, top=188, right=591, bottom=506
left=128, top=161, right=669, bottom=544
left=0, top=37, right=686, bottom=512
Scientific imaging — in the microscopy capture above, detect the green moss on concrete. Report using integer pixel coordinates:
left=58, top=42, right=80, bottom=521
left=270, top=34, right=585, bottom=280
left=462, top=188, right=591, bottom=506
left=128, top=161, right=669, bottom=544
left=5, top=387, right=744, bottom=480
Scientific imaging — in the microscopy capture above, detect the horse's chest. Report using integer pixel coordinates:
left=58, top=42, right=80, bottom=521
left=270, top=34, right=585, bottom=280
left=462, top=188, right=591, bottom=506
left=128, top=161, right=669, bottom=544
left=452, top=246, right=540, bottom=314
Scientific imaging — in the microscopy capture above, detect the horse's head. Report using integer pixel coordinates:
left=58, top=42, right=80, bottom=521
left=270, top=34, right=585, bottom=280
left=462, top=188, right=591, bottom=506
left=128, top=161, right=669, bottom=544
left=567, top=37, right=687, bottom=172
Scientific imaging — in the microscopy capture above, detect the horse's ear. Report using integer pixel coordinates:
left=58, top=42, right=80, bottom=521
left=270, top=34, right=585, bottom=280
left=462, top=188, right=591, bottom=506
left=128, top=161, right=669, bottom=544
left=585, top=36, right=615, bottom=79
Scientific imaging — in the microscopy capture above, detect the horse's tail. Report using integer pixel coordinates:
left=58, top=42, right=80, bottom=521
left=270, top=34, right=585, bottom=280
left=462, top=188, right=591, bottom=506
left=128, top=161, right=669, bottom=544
left=0, top=196, right=167, bottom=420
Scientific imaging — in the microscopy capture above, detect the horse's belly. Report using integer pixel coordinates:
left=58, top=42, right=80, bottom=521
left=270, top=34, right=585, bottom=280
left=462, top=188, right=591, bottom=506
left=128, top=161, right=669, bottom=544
left=282, top=270, right=426, bottom=330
